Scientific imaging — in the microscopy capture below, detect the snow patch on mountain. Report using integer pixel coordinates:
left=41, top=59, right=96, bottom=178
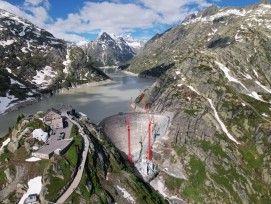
left=215, top=61, right=248, bottom=90
left=183, top=9, right=247, bottom=25
left=0, top=39, right=16, bottom=47
left=0, top=138, right=10, bottom=151
left=116, top=185, right=135, bottom=204
left=32, top=66, right=57, bottom=88
left=255, top=80, right=271, bottom=93
left=253, top=69, right=259, bottom=78
left=110, top=33, right=145, bottom=52
left=187, top=85, right=202, bottom=96
left=0, top=93, right=18, bottom=114
left=208, top=98, right=240, bottom=144
left=248, top=91, right=266, bottom=102
left=207, top=28, right=218, bottom=41
left=10, top=77, right=26, bottom=88
left=63, top=48, right=71, bottom=74
left=18, top=176, right=42, bottom=204
left=6, top=68, right=12, bottom=73
left=25, top=157, right=41, bottom=162
left=76, top=40, right=89, bottom=46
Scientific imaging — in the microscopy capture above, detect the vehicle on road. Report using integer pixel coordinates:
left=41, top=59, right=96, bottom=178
left=58, top=132, right=65, bottom=140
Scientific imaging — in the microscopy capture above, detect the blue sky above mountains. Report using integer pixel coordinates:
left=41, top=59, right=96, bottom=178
left=0, top=0, right=262, bottom=41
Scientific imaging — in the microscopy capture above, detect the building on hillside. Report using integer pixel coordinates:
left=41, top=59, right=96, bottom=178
left=32, top=129, right=48, bottom=142
left=43, top=108, right=63, bottom=129
left=78, top=112, right=88, bottom=120
left=32, top=139, right=73, bottom=159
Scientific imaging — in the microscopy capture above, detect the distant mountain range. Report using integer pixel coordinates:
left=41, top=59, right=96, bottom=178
left=78, top=32, right=145, bottom=67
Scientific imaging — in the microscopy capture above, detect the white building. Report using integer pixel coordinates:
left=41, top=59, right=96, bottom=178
left=32, top=129, right=48, bottom=143
left=78, top=112, right=88, bottom=120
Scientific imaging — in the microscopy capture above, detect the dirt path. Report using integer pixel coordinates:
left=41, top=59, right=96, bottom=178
left=0, top=165, right=25, bottom=200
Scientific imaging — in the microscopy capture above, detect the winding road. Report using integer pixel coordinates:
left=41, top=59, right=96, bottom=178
left=56, top=114, right=90, bottom=204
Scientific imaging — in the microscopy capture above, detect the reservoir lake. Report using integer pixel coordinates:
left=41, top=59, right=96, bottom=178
left=0, top=68, right=155, bottom=137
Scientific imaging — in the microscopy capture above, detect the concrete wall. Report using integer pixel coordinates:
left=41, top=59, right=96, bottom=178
left=57, top=139, right=73, bottom=155
left=32, top=151, right=53, bottom=159
left=99, top=112, right=170, bottom=161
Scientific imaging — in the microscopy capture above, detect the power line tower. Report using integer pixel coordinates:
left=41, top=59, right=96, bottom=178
left=126, top=97, right=133, bottom=164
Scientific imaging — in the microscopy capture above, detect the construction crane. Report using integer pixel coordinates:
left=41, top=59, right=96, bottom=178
left=142, top=95, right=154, bottom=161
left=126, top=97, right=133, bottom=164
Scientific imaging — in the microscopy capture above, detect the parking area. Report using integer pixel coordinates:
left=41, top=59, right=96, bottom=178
left=49, top=117, right=72, bottom=142
left=33, top=139, right=73, bottom=159
left=32, top=117, right=73, bottom=159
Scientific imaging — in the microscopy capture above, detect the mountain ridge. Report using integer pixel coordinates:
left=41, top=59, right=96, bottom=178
left=124, top=1, right=271, bottom=203
left=81, top=32, right=144, bottom=67
left=0, top=8, right=109, bottom=115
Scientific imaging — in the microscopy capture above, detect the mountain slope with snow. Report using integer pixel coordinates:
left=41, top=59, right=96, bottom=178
left=126, top=1, right=271, bottom=203
left=110, top=33, right=145, bottom=53
left=0, top=8, right=108, bottom=114
left=82, top=32, right=144, bottom=66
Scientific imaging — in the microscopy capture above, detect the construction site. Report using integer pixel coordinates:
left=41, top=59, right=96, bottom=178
left=99, top=98, right=171, bottom=179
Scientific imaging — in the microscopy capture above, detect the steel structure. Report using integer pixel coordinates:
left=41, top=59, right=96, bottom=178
left=126, top=97, right=133, bottom=163
left=142, top=95, right=154, bottom=161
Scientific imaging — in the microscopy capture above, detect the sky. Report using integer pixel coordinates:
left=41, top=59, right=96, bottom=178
left=0, top=0, right=264, bottom=42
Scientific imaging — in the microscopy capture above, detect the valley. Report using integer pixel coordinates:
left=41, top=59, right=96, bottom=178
left=1, top=0, right=271, bottom=203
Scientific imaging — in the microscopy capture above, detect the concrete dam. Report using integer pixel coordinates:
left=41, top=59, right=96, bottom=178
left=99, top=112, right=170, bottom=162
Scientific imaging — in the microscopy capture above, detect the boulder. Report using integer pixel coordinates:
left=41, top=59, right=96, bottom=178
left=7, top=141, right=19, bottom=153
left=24, top=140, right=31, bottom=153
left=4, top=168, right=16, bottom=183
left=263, top=168, right=271, bottom=185
left=256, top=144, right=264, bottom=155
left=16, top=183, right=27, bottom=195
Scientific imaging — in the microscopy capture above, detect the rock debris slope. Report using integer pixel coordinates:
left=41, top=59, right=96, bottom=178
left=127, top=1, right=271, bottom=203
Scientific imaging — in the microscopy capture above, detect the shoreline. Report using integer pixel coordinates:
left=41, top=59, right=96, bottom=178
left=0, top=96, right=48, bottom=116
left=0, top=79, right=115, bottom=116
left=0, top=71, right=147, bottom=117
left=121, top=70, right=139, bottom=76
left=56, top=79, right=116, bottom=94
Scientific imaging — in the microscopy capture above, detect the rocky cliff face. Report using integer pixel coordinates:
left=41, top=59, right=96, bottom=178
left=0, top=9, right=108, bottom=115
left=129, top=1, right=271, bottom=203
left=82, top=32, right=138, bottom=66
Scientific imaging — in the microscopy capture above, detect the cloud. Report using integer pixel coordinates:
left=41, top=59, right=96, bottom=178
left=47, top=1, right=163, bottom=41
left=0, top=0, right=211, bottom=42
left=139, top=0, right=211, bottom=24
left=49, top=0, right=211, bottom=41
left=0, top=0, right=51, bottom=28
left=22, top=0, right=51, bottom=26
left=24, top=0, right=50, bottom=10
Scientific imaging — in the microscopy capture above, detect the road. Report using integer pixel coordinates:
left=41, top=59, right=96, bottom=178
left=56, top=114, right=90, bottom=204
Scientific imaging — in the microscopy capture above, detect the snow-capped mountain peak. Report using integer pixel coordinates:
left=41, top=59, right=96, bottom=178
left=76, top=40, right=89, bottom=46
left=110, top=33, right=145, bottom=53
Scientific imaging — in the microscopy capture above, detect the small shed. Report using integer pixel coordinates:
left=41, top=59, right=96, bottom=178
left=24, top=193, right=39, bottom=204
left=78, top=112, right=88, bottom=120
left=32, top=129, right=48, bottom=143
